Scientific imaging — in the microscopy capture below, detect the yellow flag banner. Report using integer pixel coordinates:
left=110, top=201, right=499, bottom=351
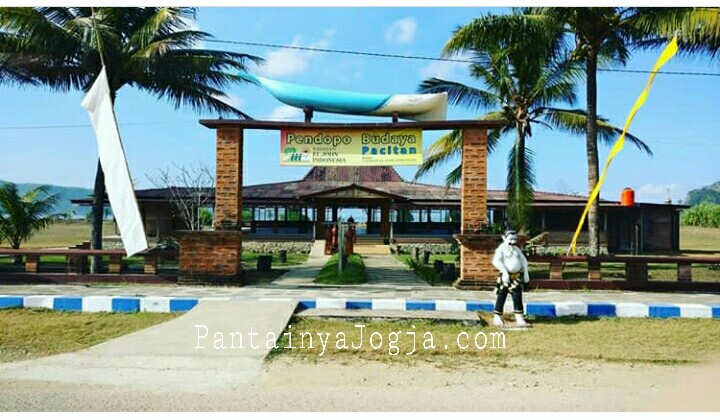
left=569, top=36, right=678, bottom=255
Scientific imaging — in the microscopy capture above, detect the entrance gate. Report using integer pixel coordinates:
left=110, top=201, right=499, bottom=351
left=178, top=119, right=504, bottom=288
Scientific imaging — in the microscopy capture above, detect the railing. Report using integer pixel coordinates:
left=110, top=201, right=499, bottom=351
left=0, top=248, right=178, bottom=282
left=527, top=255, right=720, bottom=291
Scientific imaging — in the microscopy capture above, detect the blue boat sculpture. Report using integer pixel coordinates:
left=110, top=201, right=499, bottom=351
left=240, top=73, right=447, bottom=121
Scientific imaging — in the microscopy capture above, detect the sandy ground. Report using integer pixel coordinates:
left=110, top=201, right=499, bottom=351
left=2, top=356, right=720, bottom=411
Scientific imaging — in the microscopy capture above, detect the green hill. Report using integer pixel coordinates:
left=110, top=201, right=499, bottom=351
left=0, top=180, right=92, bottom=219
left=686, top=181, right=720, bottom=206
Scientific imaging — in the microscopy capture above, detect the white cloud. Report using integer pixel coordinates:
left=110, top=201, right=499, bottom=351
left=418, top=52, right=472, bottom=80
left=258, top=33, right=334, bottom=77
left=637, top=183, right=679, bottom=203
left=267, top=105, right=303, bottom=121
left=418, top=60, right=467, bottom=80
left=385, top=17, right=418, bottom=44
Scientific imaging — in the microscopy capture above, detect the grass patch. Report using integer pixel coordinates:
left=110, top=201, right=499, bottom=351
left=681, top=226, right=720, bottom=255
left=0, top=309, right=179, bottom=363
left=8, top=220, right=116, bottom=249
left=242, top=252, right=308, bottom=268
left=271, top=315, right=720, bottom=367
left=395, top=253, right=458, bottom=286
left=315, top=253, right=366, bottom=285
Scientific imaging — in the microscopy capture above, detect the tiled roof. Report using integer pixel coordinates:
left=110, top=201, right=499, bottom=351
left=76, top=166, right=677, bottom=207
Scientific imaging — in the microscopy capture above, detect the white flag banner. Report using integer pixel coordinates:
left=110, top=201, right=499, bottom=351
left=81, top=67, right=148, bottom=257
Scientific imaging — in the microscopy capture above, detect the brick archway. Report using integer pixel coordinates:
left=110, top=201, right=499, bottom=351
left=178, top=119, right=504, bottom=285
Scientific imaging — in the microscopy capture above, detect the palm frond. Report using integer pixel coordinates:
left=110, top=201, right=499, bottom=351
left=413, top=129, right=463, bottom=182
left=540, top=107, right=652, bottom=155
left=419, top=77, right=499, bottom=110
left=0, top=182, right=58, bottom=248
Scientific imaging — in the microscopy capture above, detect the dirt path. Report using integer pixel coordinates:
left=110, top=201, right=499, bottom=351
left=2, top=356, right=718, bottom=411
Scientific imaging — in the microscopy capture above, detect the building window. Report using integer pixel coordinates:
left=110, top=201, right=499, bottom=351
left=253, top=206, right=276, bottom=221
left=430, top=209, right=450, bottom=223
left=277, top=207, right=286, bottom=221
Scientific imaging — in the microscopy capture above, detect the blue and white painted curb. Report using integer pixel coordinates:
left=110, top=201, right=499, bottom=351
left=1, top=295, right=719, bottom=319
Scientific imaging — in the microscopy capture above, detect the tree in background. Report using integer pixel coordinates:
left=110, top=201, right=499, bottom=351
left=0, top=7, right=261, bottom=270
left=518, top=7, right=718, bottom=255
left=0, top=183, right=59, bottom=261
left=417, top=11, right=650, bottom=231
left=147, top=163, right=215, bottom=231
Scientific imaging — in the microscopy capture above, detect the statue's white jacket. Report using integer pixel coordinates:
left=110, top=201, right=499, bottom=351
left=492, top=243, right=530, bottom=284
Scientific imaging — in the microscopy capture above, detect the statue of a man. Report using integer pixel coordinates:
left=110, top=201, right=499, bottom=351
left=491, top=230, right=530, bottom=328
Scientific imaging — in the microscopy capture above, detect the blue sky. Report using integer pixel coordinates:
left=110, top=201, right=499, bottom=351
left=0, top=7, right=718, bottom=204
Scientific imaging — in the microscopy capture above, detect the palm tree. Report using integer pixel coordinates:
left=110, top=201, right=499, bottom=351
left=0, top=183, right=59, bottom=262
left=418, top=13, right=650, bottom=231
left=514, top=7, right=717, bottom=255
left=0, top=7, right=261, bottom=269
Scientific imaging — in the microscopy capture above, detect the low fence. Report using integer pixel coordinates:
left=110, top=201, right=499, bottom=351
left=0, top=249, right=178, bottom=284
left=1, top=247, right=719, bottom=291
left=526, top=255, right=720, bottom=292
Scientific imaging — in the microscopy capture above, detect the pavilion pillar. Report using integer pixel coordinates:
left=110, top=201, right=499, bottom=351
left=380, top=201, right=390, bottom=238
left=454, top=128, right=497, bottom=290
left=315, top=199, right=326, bottom=239
left=179, top=126, right=243, bottom=283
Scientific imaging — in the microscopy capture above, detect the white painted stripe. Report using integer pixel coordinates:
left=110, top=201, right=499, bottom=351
left=677, top=303, right=712, bottom=319
left=555, top=302, right=588, bottom=316
left=23, top=295, right=55, bottom=309
left=316, top=298, right=346, bottom=309
left=140, top=296, right=171, bottom=313
left=82, top=296, right=113, bottom=312
left=199, top=297, right=232, bottom=302
left=616, top=303, right=649, bottom=318
left=434, top=300, right=466, bottom=312
left=371, top=299, right=406, bottom=310
left=258, top=298, right=296, bottom=303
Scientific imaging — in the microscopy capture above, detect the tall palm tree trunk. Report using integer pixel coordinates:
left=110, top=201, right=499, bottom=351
left=90, top=160, right=105, bottom=273
left=507, top=122, right=531, bottom=232
left=586, top=51, right=601, bottom=256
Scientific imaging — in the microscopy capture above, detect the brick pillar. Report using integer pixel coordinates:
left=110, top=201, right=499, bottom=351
left=179, top=126, right=244, bottom=283
left=677, top=262, right=692, bottom=282
left=215, top=127, right=243, bottom=229
left=461, top=128, right=488, bottom=232
left=179, top=231, right=243, bottom=283
left=455, top=128, right=497, bottom=289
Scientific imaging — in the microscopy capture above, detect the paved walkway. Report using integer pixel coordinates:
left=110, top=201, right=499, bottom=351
left=273, top=249, right=426, bottom=289
left=364, top=254, right=428, bottom=287
left=272, top=251, right=330, bottom=287
left=0, top=300, right=296, bottom=392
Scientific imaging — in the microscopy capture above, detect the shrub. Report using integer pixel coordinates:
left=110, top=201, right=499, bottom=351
left=681, top=203, right=720, bottom=228
left=405, top=257, right=439, bottom=285
left=315, top=253, right=366, bottom=285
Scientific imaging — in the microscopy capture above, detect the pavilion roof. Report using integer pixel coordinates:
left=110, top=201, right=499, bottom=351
left=71, top=166, right=686, bottom=209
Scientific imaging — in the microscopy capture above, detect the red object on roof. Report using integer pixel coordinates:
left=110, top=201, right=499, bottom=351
left=621, top=188, right=635, bottom=207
